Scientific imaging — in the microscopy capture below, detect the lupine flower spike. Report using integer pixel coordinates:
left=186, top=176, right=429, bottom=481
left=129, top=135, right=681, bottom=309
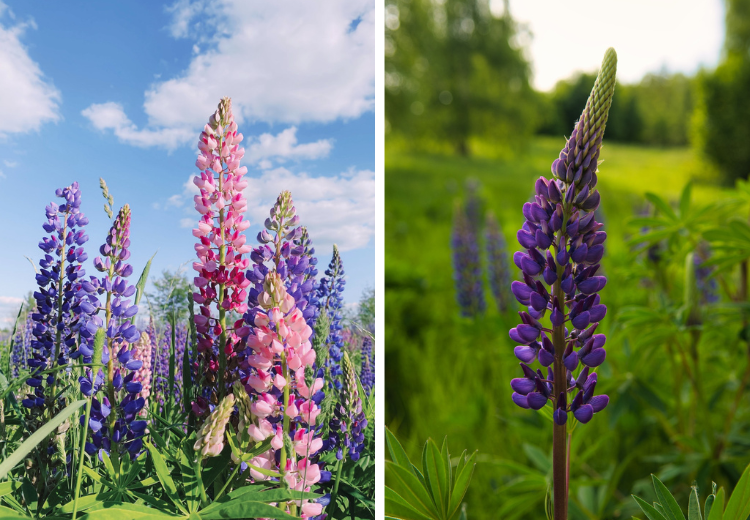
left=191, top=97, right=252, bottom=407
left=78, top=204, right=148, bottom=458
left=316, top=245, right=346, bottom=389
left=508, top=48, right=616, bottom=520
left=452, top=200, right=485, bottom=317
left=485, top=211, right=512, bottom=312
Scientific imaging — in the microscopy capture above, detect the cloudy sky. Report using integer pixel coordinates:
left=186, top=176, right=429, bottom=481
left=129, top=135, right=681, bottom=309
left=503, top=0, right=725, bottom=91
left=0, top=1, right=374, bottom=325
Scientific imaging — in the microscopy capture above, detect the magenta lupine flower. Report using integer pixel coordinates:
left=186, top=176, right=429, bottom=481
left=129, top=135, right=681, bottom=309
left=191, top=97, right=252, bottom=406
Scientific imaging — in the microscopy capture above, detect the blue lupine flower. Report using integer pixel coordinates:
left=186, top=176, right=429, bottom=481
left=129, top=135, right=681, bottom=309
left=24, top=182, right=96, bottom=414
left=315, top=245, right=346, bottom=389
left=452, top=202, right=485, bottom=317
left=485, top=211, right=512, bottom=313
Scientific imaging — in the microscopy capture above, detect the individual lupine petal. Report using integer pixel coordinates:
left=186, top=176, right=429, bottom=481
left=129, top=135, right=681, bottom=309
left=512, top=392, right=530, bottom=408
left=510, top=378, right=536, bottom=395
left=514, top=345, right=538, bottom=363
left=573, top=403, right=594, bottom=423
left=553, top=392, right=567, bottom=425
left=589, top=395, right=609, bottom=413
left=562, top=343, right=578, bottom=371
left=527, top=392, right=548, bottom=410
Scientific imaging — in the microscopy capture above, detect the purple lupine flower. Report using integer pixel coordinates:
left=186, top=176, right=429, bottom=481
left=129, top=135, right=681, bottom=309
left=25, top=183, right=95, bottom=414
left=78, top=204, right=147, bottom=458
left=12, top=315, right=33, bottom=379
left=508, top=48, right=617, bottom=428
left=452, top=202, right=485, bottom=317
left=152, top=323, right=188, bottom=409
left=360, top=334, right=374, bottom=397
left=295, top=226, right=320, bottom=328
left=695, top=245, right=719, bottom=305
left=315, top=245, right=346, bottom=389
left=485, top=211, right=512, bottom=313
left=509, top=48, right=617, bottom=520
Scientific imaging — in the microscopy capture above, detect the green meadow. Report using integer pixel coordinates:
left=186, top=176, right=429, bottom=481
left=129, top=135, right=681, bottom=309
left=385, top=137, right=748, bottom=519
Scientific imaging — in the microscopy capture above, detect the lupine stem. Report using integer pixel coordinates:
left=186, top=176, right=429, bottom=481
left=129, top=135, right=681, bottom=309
left=71, top=396, right=93, bottom=520
left=217, top=148, right=227, bottom=401
left=552, top=277, right=567, bottom=520
left=329, top=454, right=346, bottom=513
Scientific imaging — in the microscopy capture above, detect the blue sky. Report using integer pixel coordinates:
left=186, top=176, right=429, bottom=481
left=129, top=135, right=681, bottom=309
left=0, top=1, right=375, bottom=326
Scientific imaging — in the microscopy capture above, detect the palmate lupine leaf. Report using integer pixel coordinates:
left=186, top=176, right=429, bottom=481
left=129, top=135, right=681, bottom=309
left=385, top=428, right=476, bottom=520
left=632, top=465, right=750, bottom=520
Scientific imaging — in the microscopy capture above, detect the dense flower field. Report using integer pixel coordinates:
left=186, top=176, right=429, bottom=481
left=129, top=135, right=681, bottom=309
left=0, top=98, right=375, bottom=520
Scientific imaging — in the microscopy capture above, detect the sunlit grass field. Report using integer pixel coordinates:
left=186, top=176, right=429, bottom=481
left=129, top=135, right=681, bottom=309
left=385, top=137, right=743, bottom=519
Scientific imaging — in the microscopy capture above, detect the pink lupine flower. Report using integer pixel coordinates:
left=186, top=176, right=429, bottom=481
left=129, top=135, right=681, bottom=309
left=132, top=331, right=153, bottom=414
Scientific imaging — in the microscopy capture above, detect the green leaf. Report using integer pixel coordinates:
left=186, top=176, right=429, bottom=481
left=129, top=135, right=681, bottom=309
left=645, top=192, right=678, bottom=221
left=131, top=252, right=156, bottom=325
left=144, top=441, right=187, bottom=515
left=100, top=451, right=117, bottom=482
left=385, top=486, right=434, bottom=520
left=723, top=463, right=750, bottom=520
left=523, top=444, right=551, bottom=474
left=423, top=439, right=448, bottom=518
left=59, top=492, right=115, bottom=514
left=707, top=488, right=724, bottom=520
left=178, top=438, right=201, bottom=514
left=705, top=494, right=716, bottom=520
left=689, top=486, right=702, bottom=520
left=447, top=451, right=476, bottom=519
left=199, top=500, right=299, bottom=519
left=386, top=427, right=415, bottom=475
left=386, top=461, right=441, bottom=519
left=652, top=474, right=686, bottom=520
left=633, top=495, right=668, bottom=520
left=679, top=182, right=693, bottom=217
left=0, top=399, right=86, bottom=480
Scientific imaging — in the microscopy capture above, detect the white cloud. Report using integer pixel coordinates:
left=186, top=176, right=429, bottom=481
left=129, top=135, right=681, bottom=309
left=0, top=295, right=23, bottom=325
left=166, top=194, right=184, bottom=208
left=0, top=170, right=5, bottom=179
left=82, top=0, right=374, bottom=150
left=244, top=168, right=375, bottom=251
left=180, top=217, right=194, bottom=228
left=246, top=127, right=333, bottom=167
left=3, top=160, right=16, bottom=167
left=81, top=102, right=193, bottom=150
left=0, top=5, right=61, bottom=136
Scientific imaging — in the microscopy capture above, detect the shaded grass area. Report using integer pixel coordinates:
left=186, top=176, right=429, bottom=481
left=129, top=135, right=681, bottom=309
left=385, top=137, right=743, bottom=519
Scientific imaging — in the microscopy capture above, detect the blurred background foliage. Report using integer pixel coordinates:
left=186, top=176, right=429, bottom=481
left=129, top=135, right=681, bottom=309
left=385, top=0, right=750, bottom=518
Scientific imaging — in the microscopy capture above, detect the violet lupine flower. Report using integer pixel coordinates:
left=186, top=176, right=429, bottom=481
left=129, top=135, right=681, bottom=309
left=695, top=246, right=719, bottom=305
left=25, top=183, right=95, bottom=413
left=152, top=323, right=188, bottom=409
left=485, top=211, right=512, bottom=313
left=12, top=315, right=33, bottom=378
left=360, top=335, right=374, bottom=397
left=191, top=97, right=252, bottom=407
left=295, top=226, right=320, bottom=328
left=508, top=48, right=617, bottom=426
left=452, top=201, right=485, bottom=317
left=78, top=204, right=147, bottom=458
left=315, top=245, right=346, bottom=389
